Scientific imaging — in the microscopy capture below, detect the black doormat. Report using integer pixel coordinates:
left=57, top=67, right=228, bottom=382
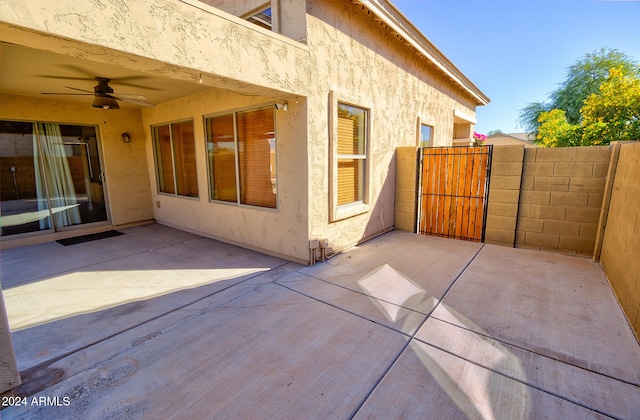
left=56, top=230, right=123, bottom=246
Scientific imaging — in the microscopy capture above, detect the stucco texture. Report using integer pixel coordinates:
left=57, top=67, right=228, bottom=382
left=304, top=1, right=478, bottom=253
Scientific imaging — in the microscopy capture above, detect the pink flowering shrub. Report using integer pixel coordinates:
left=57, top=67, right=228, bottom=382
left=473, top=132, right=487, bottom=146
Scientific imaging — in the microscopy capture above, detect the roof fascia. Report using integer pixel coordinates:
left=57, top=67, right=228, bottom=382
left=354, top=0, right=490, bottom=106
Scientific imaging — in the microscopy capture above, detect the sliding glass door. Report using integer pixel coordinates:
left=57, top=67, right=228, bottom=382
left=0, top=120, right=108, bottom=237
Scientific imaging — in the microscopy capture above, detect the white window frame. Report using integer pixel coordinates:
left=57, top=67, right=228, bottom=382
left=416, top=117, right=434, bottom=148
left=329, top=90, right=372, bottom=222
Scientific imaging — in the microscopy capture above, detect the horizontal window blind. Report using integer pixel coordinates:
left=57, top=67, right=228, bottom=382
left=208, top=114, right=237, bottom=202
left=172, top=122, right=198, bottom=198
left=206, top=106, right=276, bottom=209
left=154, top=125, right=175, bottom=194
left=238, top=107, right=276, bottom=208
left=336, top=103, right=367, bottom=206
left=153, top=121, right=197, bottom=198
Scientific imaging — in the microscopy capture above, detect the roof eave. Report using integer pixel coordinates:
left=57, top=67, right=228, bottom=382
left=353, top=0, right=490, bottom=106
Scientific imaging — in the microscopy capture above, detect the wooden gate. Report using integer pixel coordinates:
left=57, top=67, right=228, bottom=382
left=418, top=146, right=492, bottom=241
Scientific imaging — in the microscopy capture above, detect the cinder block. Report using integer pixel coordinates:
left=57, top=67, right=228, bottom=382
left=519, top=175, right=534, bottom=190
left=518, top=203, right=531, bottom=217
left=520, top=190, right=551, bottom=205
left=559, top=236, right=596, bottom=253
left=395, top=189, right=416, bottom=202
left=484, top=228, right=515, bottom=245
left=523, top=148, right=536, bottom=162
left=517, top=216, right=544, bottom=232
left=569, top=177, right=606, bottom=193
left=550, top=191, right=589, bottom=207
left=580, top=223, right=598, bottom=239
left=587, top=192, right=604, bottom=208
left=535, top=147, right=573, bottom=162
left=486, top=202, right=518, bottom=217
left=486, top=214, right=516, bottom=231
left=543, top=220, right=581, bottom=236
left=530, top=204, right=567, bottom=220
left=491, top=161, right=523, bottom=176
left=593, top=161, right=610, bottom=178
left=490, top=175, right=522, bottom=190
left=492, top=145, right=525, bottom=162
left=396, top=170, right=417, bottom=183
left=515, top=230, right=526, bottom=245
left=395, top=212, right=415, bottom=226
left=523, top=231, right=559, bottom=248
left=553, top=161, right=594, bottom=177
left=534, top=176, right=571, bottom=192
left=522, top=161, right=555, bottom=176
left=572, top=146, right=610, bottom=162
left=488, top=189, right=520, bottom=204
left=565, top=207, right=601, bottom=223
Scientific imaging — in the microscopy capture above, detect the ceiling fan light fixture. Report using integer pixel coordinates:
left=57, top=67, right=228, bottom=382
left=92, top=96, right=119, bottom=110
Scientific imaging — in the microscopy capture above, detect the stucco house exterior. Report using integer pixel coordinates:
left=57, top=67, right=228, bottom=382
left=0, top=0, right=489, bottom=264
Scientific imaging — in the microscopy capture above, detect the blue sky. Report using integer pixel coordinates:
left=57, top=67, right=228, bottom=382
left=392, top=0, right=640, bottom=134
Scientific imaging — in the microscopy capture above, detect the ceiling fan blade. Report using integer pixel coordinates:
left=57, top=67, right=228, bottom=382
left=41, top=92, right=93, bottom=96
left=114, top=97, right=155, bottom=107
left=111, top=93, right=149, bottom=101
left=62, top=86, right=94, bottom=94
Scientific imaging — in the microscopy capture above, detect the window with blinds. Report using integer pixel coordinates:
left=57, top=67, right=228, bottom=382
left=337, top=103, right=367, bottom=206
left=153, top=120, right=198, bottom=198
left=205, top=106, right=277, bottom=209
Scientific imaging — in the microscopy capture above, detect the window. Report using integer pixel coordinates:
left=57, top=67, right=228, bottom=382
left=246, top=5, right=272, bottom=30
left=153, top=120, right=198, bottom=198
left=420, top=124, right=433, bottom=148
left=337, top=103, right=368, bottom=206
left=205, top=106, right=277, bottom=209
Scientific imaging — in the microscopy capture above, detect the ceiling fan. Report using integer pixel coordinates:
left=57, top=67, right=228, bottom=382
left=42, top=77, right=155, bottom=109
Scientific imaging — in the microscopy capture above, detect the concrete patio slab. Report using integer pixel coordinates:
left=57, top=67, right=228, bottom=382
left=1, top=225, right=639, bottom=418
left=5, top=283, right=409, bottom=419
left=415, top=317, right=640, bottom=419
left=276, top=271, right=426, bottom=336
left=355, top=340, right=607, bottom=419
left=301, top=232, right=482, bottom=315
left=1, top=224, right=201, bottom=288
left=430, top=244, right=640, bottom=385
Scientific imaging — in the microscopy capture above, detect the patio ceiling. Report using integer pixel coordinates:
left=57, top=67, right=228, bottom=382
left=0, top=42, right=212, bottom=109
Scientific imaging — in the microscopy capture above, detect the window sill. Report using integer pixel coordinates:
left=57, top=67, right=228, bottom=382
left=333, top=201, right=369, bottom=222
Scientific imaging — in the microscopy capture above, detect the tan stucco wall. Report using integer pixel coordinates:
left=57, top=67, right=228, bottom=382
left=600, top=141, right=640, bottom=340
left=304, top=0, right=479, bottom=253
left=142, top=89, right=309, bottom=263
left=1, top=0, right=483, bottom=262
left=0, top=0, right=310, bottom=98
left=0, top=94, right=153, bottom=227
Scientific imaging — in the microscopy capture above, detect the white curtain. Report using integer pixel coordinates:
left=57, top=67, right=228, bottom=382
left=34, top=123, right=81, bottom=228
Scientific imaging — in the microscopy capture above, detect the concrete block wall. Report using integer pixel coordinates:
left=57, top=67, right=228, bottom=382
left=516, top=146, right=610, bottom=257
left=394, top=147, right=419, bottom=233
left=600, top=141, right=640, bottom=340
left=484, top=146, right=524, bottom=247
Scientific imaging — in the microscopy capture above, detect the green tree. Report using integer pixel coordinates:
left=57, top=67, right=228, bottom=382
left=536, top=67, right=640, bottom=146
left=518, top=47, right=638, bottom=135
left=536, top=109, right=580, bottom=147
left=580, top=68, right=640, bottom=145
